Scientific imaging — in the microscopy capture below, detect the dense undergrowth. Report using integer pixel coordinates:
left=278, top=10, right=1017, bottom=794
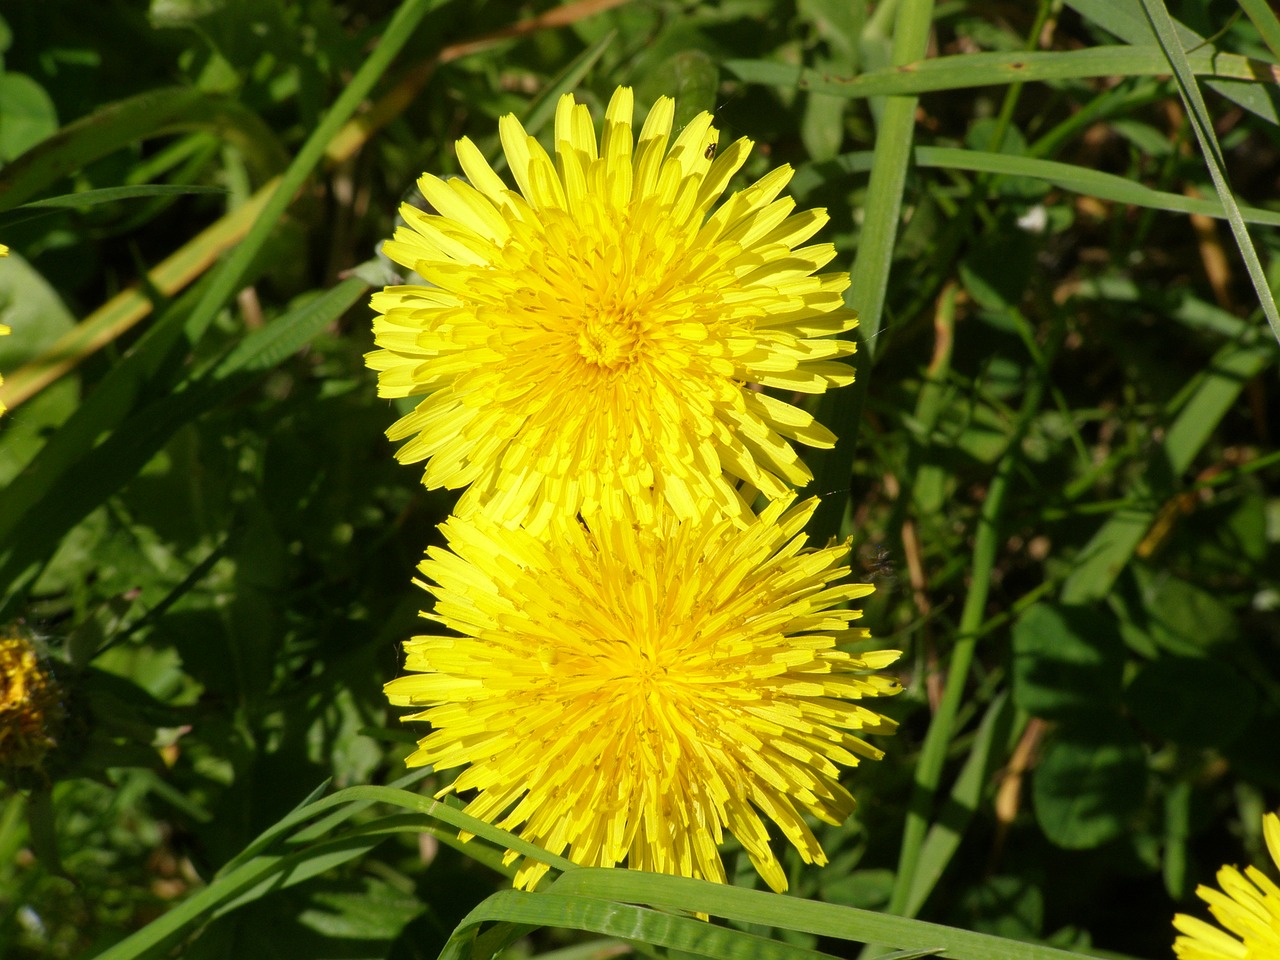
left=0, top=1, right=1278, bottom=958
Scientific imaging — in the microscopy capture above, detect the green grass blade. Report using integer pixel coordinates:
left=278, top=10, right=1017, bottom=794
left=1066, top=0, right=1280, bottom=123
left=444, top=889, right=847, bottom=960
left=0, top=184, right=227, bottom=228
left=88, top=782, right=572, bottom=960
left=904, top=694, right=1019, bottom=918
left=913, top=147, right=1280, bottom=225
left=798, top=147, right=1280, bottom=226
left=549, top=870, right=1097, bottom=960
left=1238, top=0, right=1280, bottom=62
left=727, top=45, right=1277, bottom=100
left=0, top=88, right=284, bottom=213
left=887, top=347, right=1051, bottom=923
left=807, top=0, right=935, bottom=541
left=1138, top=0, right=1280, bottom=346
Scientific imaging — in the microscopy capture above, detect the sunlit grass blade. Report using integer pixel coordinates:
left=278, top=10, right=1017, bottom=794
left=88, top=782, right=575, bottom=960
left=796, top=147, right=1280, bottom=226
left=443, top=888, right=846, bottom=960
left=1137, top=0, right=1280, bottom=347
left=549, top=870, right=1097, bottom=960
left=1065, top=0, right=1280, bottom=123
left=904, top=694, right=1019, bottom=918
left=0, top=0, right=444, bottom=615
left=728, top=44, right=1279, bottom=100
left=807, top=0, right=935, bottom=542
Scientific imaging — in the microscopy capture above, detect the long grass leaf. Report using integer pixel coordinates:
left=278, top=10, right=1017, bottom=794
left=443, top=889, right=844, bottom=960
left=1238, top=0, right=1280, bottom=63
left=1138, top=0, right=1280, bottom=346
left=0, top=184, right=226, bottom=228
left=0, top=89, right=284, bottom=213
left=727, top=45, right=1279, bottom=99
left=1065, top=0, right=1280, bottom=122
left=807, top=0, right=935, bottom=541
left=549, top=870, right=1097, bottom=960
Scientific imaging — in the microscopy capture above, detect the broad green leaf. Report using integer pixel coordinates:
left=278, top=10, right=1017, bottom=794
left=1033, top=717, right=1147, bottom=850
left=0, top=72, right=58, bottom=161
left=1012, top=604, right=1124, bottom=721
left=1119, top=564, right=1239, bottom=657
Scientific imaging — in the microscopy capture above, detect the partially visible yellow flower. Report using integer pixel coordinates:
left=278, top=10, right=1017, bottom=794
left=1173, top=811, right=1280, bottom=960
left=0, top=635, right=64, bottom=771
left=368, top=87, right=857, bottom=533
left=386, top=497, right=900, bottom=892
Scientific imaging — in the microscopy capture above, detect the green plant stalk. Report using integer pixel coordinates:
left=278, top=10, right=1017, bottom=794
left=1139, top=0, right=1280, bottom=346
left=807, top=0, right=935, bottom=542
left=886, top=361, right=1048, bottom=921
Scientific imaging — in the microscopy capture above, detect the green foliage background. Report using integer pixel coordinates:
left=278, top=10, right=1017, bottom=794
left=0, top=0, right=1278, bottom=958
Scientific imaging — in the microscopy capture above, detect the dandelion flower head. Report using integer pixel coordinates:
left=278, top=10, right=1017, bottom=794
left=1174, top=811, right=1280, bottom=960
left=368, top=87, right=858, bottom=532
left=386, top=497, right=900, bottom=892
left=0, top=634, right=64, bottom=772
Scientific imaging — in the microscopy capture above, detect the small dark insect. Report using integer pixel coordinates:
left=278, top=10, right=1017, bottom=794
left=704, top=141, right=717, bottom=160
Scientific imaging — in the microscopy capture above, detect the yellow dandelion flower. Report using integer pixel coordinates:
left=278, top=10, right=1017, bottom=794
left=368, top=87, right=857, bottom=532
left=0, top=635, right=64, bottom=772
left=386, top=497, right=900, bottom=892
left=1174, top=812, right=1280, bottom=960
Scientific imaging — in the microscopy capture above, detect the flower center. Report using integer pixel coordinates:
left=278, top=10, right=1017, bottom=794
left=577, top=303, right=641, bottom=369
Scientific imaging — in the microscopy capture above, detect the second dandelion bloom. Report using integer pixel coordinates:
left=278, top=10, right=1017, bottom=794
left=386, top=497, right=900, bottom=892
left=1174, top=811, right=1280, bottom=960
left=368, top=87, right=857, bottom=532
